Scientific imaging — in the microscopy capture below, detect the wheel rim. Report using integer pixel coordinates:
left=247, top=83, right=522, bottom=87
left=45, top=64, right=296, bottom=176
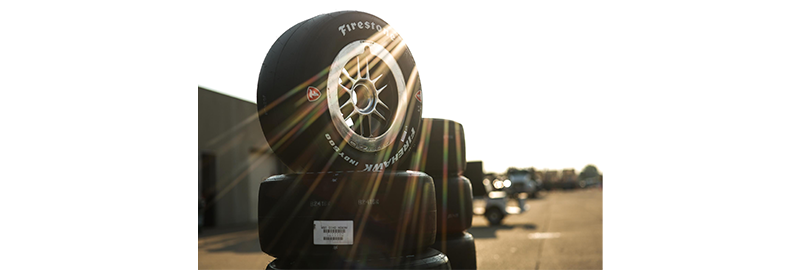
left=327, top=40, right=408, bottom=153
left=488, top=210, right=500, bottom=222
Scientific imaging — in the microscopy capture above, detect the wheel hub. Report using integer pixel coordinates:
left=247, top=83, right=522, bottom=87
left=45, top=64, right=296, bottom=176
left=352, top=80, right=377, bottom=115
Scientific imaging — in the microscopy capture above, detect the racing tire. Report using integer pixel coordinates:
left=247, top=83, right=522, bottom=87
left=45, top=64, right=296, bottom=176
left=257, top=11, right=423, bottom=172
left=401, top=119, right=466, bottom=175
left=428, top=174, right=473, bottom=234
left=258, top=171, right=436, bottom=260
left=431, top=232, right=477, bottom=270
left=463, top=162, right=486, bottom=197
left=266, top=247, right=451, bottom=269
left=485, top=207, right=505, bottom=226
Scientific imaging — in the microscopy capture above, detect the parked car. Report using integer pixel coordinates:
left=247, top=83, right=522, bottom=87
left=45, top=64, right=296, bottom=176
left=507, top=171, right=535, bottom=197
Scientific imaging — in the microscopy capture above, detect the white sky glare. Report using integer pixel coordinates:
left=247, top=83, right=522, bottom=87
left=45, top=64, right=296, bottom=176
left=197, top=1, right=798, bottom=174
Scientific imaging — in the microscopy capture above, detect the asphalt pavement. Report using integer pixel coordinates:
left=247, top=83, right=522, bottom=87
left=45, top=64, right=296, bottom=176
left=468, top=188, right=602, bottom=270
left=198, top=188, right=602, bottom=269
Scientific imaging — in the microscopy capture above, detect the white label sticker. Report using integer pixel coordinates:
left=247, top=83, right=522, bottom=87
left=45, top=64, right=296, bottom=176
left=313, top=220, right=353, bottom=245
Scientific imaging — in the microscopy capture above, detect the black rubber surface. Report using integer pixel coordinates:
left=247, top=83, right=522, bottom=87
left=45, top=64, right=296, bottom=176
left=257, top=11, right=423, bottom=172
left=266, top=247, right=451, bottom=269
left=258, top=171, right=436, bottom=259
left=402, top=118, right=466, bottom=175
left=485, top=207, right=505, bottom=226
left=431, top=232, right=477, bottom=270
left=463, top=161, right=486, bottom=197
left=428, top=174, right=473, bottom=234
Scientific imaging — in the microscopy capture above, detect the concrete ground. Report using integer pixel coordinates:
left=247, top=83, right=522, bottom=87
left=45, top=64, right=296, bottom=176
left=198, top=188, right=602, bottom=269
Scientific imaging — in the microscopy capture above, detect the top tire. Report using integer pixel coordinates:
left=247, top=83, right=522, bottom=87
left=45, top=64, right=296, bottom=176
left=257, top=11, right=423, bottom=172
left=402, top=118, right=467, bottom=175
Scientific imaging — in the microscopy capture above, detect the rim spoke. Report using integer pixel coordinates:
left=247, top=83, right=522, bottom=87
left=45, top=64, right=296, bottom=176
left=371, top=73, right=383, bottom=83
left=377, top=100, right=389, bottom=111
left=344, top=109, right=357, bottom=122
left=377, top=84, right=387, bottom=95
left=341, top=68, right=355, bottom=83
left=357, top=56, right=361, bottom=79
left=340, top=83, right=352, bottom=93
left=365, top=58, right=370, bottom=80
left=373, top=111, right=386, bottom=122
left=359, top=115, right=364, bottom=136
left=367, top=114, right=373, bottom=137
left=340, top=100, right=351, bottom=110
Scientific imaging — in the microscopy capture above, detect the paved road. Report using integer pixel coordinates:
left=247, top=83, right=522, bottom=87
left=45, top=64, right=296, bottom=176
left=198, top=188, right=602, bottom=269
left=468, top=189, right=602, bottom=270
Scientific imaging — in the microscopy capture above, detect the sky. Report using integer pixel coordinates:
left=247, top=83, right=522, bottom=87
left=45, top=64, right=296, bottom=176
left=197, top=1, right=798, bottom=175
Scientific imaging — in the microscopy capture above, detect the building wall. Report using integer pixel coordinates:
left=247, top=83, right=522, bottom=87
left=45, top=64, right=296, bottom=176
left=198, top=87, right=283, bottom=226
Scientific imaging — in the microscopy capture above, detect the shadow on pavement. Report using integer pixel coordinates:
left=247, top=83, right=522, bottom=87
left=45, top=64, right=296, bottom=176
left=467, top=223, right=537, bottom=239
left=199, top=224, right=258, bottom=238
left=206, top=236, right=262, bottom=253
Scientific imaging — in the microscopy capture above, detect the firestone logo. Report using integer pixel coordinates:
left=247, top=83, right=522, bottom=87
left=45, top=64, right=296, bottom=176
left=415, top=90, right=422, bottom=103
left=337, top=21, right=399, bottom=41
left=307, top=86, right=321, bottom=102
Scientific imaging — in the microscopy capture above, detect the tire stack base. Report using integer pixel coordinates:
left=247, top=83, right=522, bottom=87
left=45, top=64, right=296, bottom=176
left=428, top=174, right=477, bottom=270
left=256, top=10, right=442, bottom=270
left=406, top=119, right=477, bottom=270
left=258, top=171, right=446, bottom=268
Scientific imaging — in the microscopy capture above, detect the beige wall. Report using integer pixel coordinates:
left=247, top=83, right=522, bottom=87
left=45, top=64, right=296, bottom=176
left=199, top=87, right=283, bottom=227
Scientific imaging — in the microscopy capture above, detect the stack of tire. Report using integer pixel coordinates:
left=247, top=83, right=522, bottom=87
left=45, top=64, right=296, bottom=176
left=256, top=11, right=449, bottom=269
left=404, top=118, right=477, bottom=270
